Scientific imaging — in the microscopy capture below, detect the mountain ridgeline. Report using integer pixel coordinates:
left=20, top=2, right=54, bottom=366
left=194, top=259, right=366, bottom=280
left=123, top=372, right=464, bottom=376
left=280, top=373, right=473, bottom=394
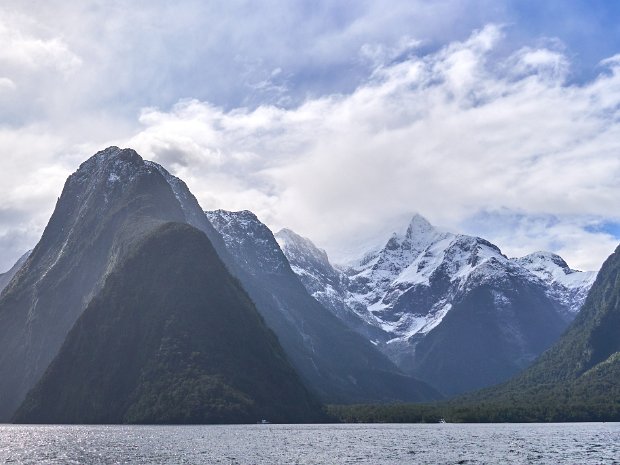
left=0, top=147, right=325, bottom=423
left=0, top=251, right=30, bottom=295
left=334, top=243, right=620, bottom=423
left=277, top=216, right=597, bottom=396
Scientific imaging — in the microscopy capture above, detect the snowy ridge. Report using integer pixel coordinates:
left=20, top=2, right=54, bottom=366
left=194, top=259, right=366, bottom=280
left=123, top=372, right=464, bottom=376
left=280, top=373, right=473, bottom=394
left=514, top=251, right=597, bottom=315
left=514, top=251, right=597, bottom=290
left=276, top=228, right=342, bottom=295
left=275, top=228, right=381, bottom=328
left=279, top=214, right=597, bottom=347
left=342, top=218, right=520, bottom=340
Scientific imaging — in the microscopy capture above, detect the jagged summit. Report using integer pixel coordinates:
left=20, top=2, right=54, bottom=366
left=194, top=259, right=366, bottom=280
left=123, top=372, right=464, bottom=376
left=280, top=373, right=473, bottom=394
left=515, top=250, right=596, bottom=290
left=275, top=228, right=344, bottom=307
left=78, top=146, right=142, bottom=175
left=403, top=213, right=437, bottom=239
left=276, top=227, right=309, bottom=243
left=209, top=209, right=260, bottom=225
left=65, top=146, right=166, bottom=205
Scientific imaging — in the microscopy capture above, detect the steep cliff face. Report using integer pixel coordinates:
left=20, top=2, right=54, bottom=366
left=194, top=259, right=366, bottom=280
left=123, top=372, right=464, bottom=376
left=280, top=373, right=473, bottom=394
left=0, top=147, right=201, bottom=419
left=0, top=146, right=442, bottom=423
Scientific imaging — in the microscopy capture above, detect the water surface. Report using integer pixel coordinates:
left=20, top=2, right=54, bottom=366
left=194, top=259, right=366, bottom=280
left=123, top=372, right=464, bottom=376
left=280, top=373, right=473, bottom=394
left=0, top=422, right=618, bottom=464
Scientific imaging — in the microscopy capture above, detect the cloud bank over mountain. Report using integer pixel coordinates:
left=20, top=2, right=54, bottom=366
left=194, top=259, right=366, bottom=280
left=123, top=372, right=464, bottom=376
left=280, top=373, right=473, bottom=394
left=1, top=1, right=619, bottom=271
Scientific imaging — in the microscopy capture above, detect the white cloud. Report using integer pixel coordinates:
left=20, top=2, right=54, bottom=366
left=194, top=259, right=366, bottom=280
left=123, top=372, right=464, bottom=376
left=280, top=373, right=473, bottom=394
left=460, top=211, right=619, bottom=271
left=0, top=1, right=619, bottom=273
left=0, top=18, right=81, bottom=73
left=128, top=25, right=620, bottom=271
left=0, top=77, right=16, bottom=92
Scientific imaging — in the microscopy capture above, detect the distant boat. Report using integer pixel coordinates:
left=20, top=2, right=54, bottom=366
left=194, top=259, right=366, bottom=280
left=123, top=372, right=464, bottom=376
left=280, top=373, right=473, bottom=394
left=438, top=418, right=446, bottom=424
left=259, top=419, right=271, bottom=424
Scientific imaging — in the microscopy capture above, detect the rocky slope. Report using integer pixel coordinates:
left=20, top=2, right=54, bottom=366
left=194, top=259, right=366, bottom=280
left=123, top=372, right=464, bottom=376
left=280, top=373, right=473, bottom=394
left=206, top=210, right=441, bottom=404
left=277, top=215, right=596, bottom=395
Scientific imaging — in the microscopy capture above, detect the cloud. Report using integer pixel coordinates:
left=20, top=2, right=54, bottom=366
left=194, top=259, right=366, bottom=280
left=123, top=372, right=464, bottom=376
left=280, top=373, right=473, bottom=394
left=461, top=210, right=619, bottom=271
left=0, top=77, right=16, bottom=93
left=1, top=2, right=620, bottom=272
left=0, top=12, right=83, bottom=124
left=0, top=117, right=136, bottom=273
left=0, top=17, right=81, bottom=72
left=0, top=0, right=506, bottom=115
left=128, top=25, right=620, bottom=270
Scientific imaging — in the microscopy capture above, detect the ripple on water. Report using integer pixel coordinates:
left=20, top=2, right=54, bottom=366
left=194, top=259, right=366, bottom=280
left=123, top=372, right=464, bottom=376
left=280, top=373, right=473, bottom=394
left=0, top=422, right=618, bottom=464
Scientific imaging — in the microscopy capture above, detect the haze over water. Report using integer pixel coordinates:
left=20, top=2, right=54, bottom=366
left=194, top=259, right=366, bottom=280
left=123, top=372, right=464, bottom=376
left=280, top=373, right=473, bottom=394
left=0, top=423, right=618, bottom=464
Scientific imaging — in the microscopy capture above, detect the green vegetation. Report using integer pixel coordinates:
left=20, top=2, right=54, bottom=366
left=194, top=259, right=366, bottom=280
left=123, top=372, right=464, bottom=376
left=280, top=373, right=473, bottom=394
left=328, top=384, right=620, bottom=423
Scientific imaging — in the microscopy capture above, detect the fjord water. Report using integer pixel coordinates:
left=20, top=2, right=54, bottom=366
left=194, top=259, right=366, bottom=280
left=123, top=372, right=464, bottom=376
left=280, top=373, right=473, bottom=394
left=0, top=423, right=617, bottom=464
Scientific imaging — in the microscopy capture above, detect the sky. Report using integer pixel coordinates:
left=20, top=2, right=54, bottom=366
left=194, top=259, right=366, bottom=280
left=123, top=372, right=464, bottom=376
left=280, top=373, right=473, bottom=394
left=1, top=0, right=620, bottom=271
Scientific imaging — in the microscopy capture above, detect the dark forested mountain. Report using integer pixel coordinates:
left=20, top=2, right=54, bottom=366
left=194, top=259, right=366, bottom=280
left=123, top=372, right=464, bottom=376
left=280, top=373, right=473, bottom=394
left=14, top=223, right=324, bottom=424
left=205, top=210, right=441, bottom=404
left=277, top=215, right=596, bottom=395
left=452, top=243, right=620, bottom=421
left=0, top=251, right=30, bottom=295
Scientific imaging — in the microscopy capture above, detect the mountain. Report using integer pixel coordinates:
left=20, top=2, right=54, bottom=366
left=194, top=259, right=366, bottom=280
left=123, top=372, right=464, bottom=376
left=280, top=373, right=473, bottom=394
left=0, top=145, right=438, bottom=423
left=14, top=222, right=324, bottom=424
left=453, top=243, right=620, bottom=421
left=205, top=210, right=441, bottom=404
left=514, top=251, right=596, bottom=316
left=276, top=215, right=596, bottom=395
left=0, top=251, right=30, bottom=295
left=0, top=147, right=201, bottom=420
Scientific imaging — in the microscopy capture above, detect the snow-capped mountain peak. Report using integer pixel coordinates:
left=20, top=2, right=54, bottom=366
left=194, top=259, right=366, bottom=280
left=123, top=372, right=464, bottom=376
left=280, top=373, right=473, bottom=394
left=403, top=213, right=437, bottom=240
left=514, top=251, right=595, bottom=288
left=513, top=251, right=597, bottom=315
left=277, top=215, right=598, bottom=394
left=275, top=228, right=334, bottom=276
